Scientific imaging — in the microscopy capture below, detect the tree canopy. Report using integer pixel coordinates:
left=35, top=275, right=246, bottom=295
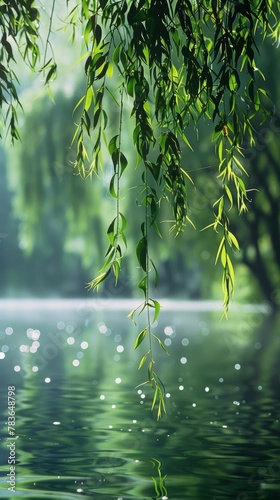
left=1, top=0, right=280, bottom=417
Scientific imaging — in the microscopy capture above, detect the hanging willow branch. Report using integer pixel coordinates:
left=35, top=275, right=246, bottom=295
left=1, top=0, right=279, bottom=416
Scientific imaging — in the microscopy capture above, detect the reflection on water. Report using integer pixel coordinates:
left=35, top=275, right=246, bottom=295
left=0, top=300, right=279, bottom=499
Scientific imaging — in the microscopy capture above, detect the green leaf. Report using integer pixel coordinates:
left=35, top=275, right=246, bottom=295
left=224, top=185, right=233, bottom=210
left=107, top=217, right=116, bottom=245
left=119, top=151, right=128, bottom=175
left=221, top=245, right=227, bottom=268
left=119, top=213, right=127, bottom=232
left=108, top=135, right=118, bottom=155
left=138, top=276, right=147, bottom=293
left=147, top=361, right=154, bottom=386
left=136, top=236, right=147, bottom=271
left=217, top=196, right=224, bottom=219
left=107, top=61, right=114, bottom=78
left=218, top=139, right=223, bottom=163
left=233, top=155, right=248, bottom=176
left=84, top=86, right=94, bottom=111
left=151, top=386, right=159, bottom=410
left=134, top=328, right=147, bottom=350
left=109, top=173, right=118, bottom=198
left=152, top=334, right=170, bottom=355
left=87, top=268, right=111, bottom=290
left=185, top=215, right=196, bottom=229
left=215, top=236, right=225, bottom=265
left=148, top=299, right=161, bottom=323
left=84, top=17, right=94, bottom=46
left=45, top=64, right=57, bottom=84
left=138, top=352, right=148, bottom=369
left=227, top=231, right=240, bottom=250
left=150, top=259, right=159, bottom=288
left=227, top=255, right=235, bottom=284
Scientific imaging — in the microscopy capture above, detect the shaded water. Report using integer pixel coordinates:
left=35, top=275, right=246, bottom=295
left=0, top=300, right=279, bottom=499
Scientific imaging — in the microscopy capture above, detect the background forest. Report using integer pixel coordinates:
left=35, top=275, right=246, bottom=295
left=1, top=5, right=280, bottom=306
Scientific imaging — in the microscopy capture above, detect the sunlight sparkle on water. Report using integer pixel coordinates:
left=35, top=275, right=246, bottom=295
left=45, top=377, right=51, bottom=383
left=180, top=357, right=187, bottom=364
left=5, top=327, right=13, bottom=335
left=117, top=345, right=124, bottom=353
left=100, top=395, right=105, bottom=400
left=72, top=359, right=79, bottom=366
left=181, top=338, right=189, bottom=346
left=0, top=352, right=5, bottom=359
left=115, top=377, right=122, bottom=384
left=205, top=387, right=210, bottom=392
left=14, top=365, right=20, bottom=372
left=20, top=344, right=29, bottom=352
left=98, top=323, right=108, bottom=334
left=164, top=326, right=174, bottom=336
left=67, top=337, right=75, bottom=345
left=26, top=328, right=41, bottom=340
left=235, top=364, right=241, bottom=370
left=81, top=341, right=88, bottom=349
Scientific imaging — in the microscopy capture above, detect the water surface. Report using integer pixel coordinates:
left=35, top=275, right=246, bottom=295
left=0, top=300, right=279, bottom=499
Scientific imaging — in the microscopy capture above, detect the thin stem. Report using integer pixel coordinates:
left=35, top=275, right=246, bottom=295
left=144, top=164, right=153, bottom=358
left=43, top=0, right=56, bottom=68
left=116, top=85, right=124, bottom=237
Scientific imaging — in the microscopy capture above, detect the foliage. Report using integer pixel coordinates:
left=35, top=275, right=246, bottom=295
left=1, top=0, right=280, bottom=416
left=151, top=458, right=168, bottom=500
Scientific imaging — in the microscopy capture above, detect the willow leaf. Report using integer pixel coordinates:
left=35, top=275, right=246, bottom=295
left=134, top=328, right=147, bottom=350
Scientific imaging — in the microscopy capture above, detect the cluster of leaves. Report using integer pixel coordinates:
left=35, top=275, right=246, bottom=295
left=0, top=0, right=58, bottom=141
left=0, top=0, right=39, bottom=140
left=70, top=0, right=279, bottom=411
left=128, top=165, right=168, bottom=419
left=1, top=0, right=280, bottom=416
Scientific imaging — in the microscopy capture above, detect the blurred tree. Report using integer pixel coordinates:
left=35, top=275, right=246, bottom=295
left=0, top=147, right=24, bottom=295
left=6, top=90, right=119, bottom=296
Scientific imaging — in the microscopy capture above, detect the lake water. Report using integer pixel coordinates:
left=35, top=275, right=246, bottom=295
left=0, top=299, right=279, bottom=500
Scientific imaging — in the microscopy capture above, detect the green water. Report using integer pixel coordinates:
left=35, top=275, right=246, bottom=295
left=0, top=300, right=279, bottom=499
